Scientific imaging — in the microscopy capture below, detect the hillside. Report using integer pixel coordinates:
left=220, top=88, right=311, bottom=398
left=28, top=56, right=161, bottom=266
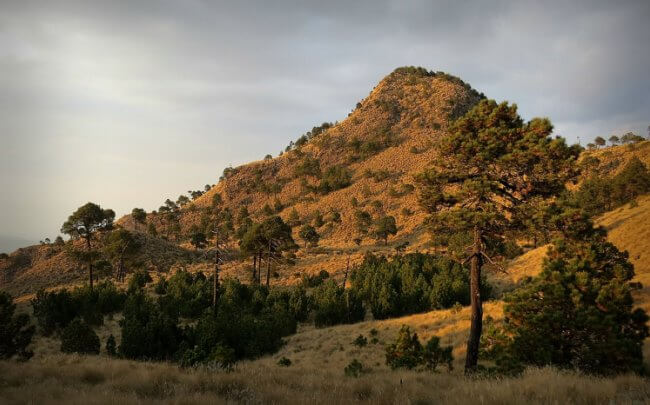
left=1, top=69, right=649, bottom=302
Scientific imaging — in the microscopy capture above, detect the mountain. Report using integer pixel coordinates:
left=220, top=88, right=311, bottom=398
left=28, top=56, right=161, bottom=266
left=1, top=67, right=649, bottom=301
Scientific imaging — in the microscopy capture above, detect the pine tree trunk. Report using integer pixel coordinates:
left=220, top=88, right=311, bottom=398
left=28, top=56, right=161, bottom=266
left=252, top=254, right=257, bottom=283
left=86, top=236, right=93, bottom=291
left=464, top=225, right=483, bottom=374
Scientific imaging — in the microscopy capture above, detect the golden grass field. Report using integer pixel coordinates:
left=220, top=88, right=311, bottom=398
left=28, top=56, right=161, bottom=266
left=2, top=354, right=650, bottom=405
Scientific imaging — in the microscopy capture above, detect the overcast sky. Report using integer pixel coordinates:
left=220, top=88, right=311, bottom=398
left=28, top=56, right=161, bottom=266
left=1, top=0, right=649, bottom=252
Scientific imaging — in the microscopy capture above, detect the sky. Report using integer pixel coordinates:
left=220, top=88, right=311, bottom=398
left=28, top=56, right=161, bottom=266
left=1, top=0, right=649, bottom=253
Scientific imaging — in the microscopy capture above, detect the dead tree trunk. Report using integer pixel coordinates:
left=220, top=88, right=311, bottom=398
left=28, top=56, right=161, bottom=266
left=464, top=225, right=483, bottom=374
left=342, top=254, right=350, bottom=289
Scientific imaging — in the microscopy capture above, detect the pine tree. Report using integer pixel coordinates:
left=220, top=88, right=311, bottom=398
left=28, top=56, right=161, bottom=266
left=482, top=226, right=649, bottom=375
left=61, top=203, right=115, bottom=291
left=416, top=99, right=579, bottom=373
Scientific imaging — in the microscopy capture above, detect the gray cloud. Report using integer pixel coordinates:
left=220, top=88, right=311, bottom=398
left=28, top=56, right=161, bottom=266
left=0, top=0, right=649, bottom=251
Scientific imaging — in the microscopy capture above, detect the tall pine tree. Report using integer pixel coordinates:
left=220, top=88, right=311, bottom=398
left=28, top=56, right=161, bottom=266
left=417, top=99, right=580, bottom=373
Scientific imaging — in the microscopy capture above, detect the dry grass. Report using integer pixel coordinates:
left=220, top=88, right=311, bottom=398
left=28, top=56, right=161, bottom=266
left=1, top=353, right=649, bottom=404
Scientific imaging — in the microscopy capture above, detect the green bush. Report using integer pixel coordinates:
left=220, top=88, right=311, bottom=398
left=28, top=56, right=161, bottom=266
left=312, top=280, right=364, bottom=327
left=344, top=359, right=364, bottom=377
left=127, top=270, right=152, bottom=292
left=385, top=325, right=452, bottom=372
left=31, top=282, right=125, bottom=334
left=316, top=166, right=352, bottom=194
left=60, top=318, right=100, bottom=355
left=278, top=357, right=292, bottom=367
left=119, top=292, right=181, bottom=361
left=0, top=291, right=35, bottom=360
left=353, top=334, right=368, bottom=347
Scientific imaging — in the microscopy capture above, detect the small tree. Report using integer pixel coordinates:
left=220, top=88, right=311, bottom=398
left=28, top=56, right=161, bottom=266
left=104, top=228, right=139, bottom=282
left=299, top=224, right=320, bottom=248
left=287, top=208, right=301, bottom=228
left=61, top=203, right=115, bottom=291
left=482, top=229, right=649, bottom=375
left=60, top=318, right=100, bottom=355
left=608, top=135, right=620, bottom=145
left=372, top=215, right=397, bottom=245
left=190, top=231, right=208, bottom=249
left=0, top=291, right=35, bottom=360
left=594, top=136, right=606, bottom=148
left=416, top=100, right=579, bottom=373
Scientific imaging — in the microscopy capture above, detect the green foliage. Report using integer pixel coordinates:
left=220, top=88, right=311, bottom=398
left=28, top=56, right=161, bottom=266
left=278, top=356, right=292, bottom=367
left=385, top=325, right=453, bottom=372
left=350, top=253, right=491, bottom=319
left=190, top=231, right=207, bottom=249
left=372, top=215, right=397, bottom=244
left=298, top=224, right=320, bottom=248
left=594, top=136, right=606, bottom=147
left=344, top=359, right=364, bottom=377
left=294, top=156, right=321, bottom=177
left=60, top=318, right=100, bottom=355
left=119, top=292, right=181, bottom=361
left=572, top=157, right=650, bottom=216
left=301, top=270, right=329, bottom=288
left=158, top=270, right=211, bottom=318
left=131, top=208, right=147, bottom=228
left=61, top=202, right=115, bottom=240
left=154, top=277, right=168, bottom=295
left=31, top=282, right=126, bottom=334
left=385, top=325, right=423, bottom=370
left=354, top=210, right=373, bottom=235
left=482, top=230, right=649, bottom=375
left=178, top=280, right=302, bottom=366
left=316, top=166, right=352, bottom=194
left=0, top=291, right=34, bottom=360
left=287, top=208, right=301, bottom=228
left=127, top=270, right=152, bottom=293
left=312, top=280, right=365, bottom=327
left=353, top=334, right=368, bottom=347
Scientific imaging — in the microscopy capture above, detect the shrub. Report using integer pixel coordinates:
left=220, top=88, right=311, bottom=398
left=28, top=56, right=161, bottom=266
left=316, top=166, right=352, bottom=194
left=422, top=336, right=453, bottom=372
left=301, top=270, right=329, bottom=288
left=31, top=282, right=125, bottom=335
left=154, top=277, right=168, bottom=294
left=385, top=325, right=452, bottom=372
left=31, top=289, right=76, bottom=335
left=385, top=326, right=423, bottom=370
left=127, top=270, right=152, bottom=292
left=0, top=291, right=35, bottom=360
left=60, top=318, right=100, bottom=355
left=344, top=359, right=364, bottom=377
left=353, top=334, right=368, bottom=347
left=278, top=357, right=292, bottom=367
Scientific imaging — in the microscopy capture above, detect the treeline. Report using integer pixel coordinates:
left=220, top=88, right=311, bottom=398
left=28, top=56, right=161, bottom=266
left=573, top=156, right=650, bottom=216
